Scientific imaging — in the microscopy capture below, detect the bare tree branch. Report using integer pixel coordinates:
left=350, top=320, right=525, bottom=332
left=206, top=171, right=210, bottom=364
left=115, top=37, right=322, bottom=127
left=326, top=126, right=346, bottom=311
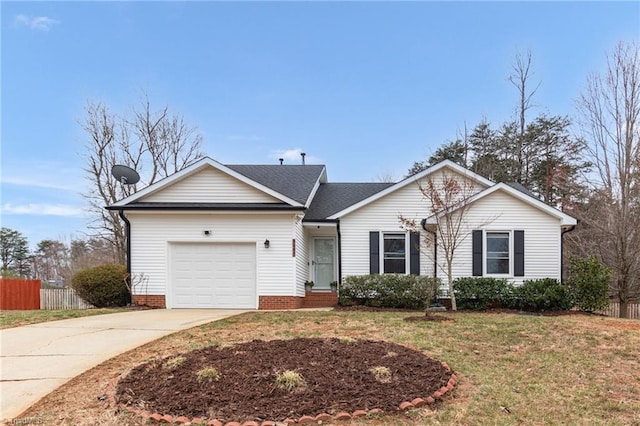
left=575, top=41, right=640, bottom=318
left=80, top=97, right=205, bottom=264
left=400, top=171, right=493, bottom=310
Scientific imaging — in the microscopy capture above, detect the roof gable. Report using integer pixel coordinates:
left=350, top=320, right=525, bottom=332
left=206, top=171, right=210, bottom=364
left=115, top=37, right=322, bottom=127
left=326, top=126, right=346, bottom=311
left=111, top=157, right=317, bottom=207
left=140, top=166, right=281, bottom=204
left=327, top=160, right=494, bottom=219
left=425, top=182, right=578, bottom=226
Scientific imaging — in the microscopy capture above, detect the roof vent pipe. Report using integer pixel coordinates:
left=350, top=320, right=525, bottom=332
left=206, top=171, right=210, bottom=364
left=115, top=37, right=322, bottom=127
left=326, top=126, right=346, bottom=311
left=279, top=158, right=284, bottom=165
left=301, top=152, right=306, bottom=165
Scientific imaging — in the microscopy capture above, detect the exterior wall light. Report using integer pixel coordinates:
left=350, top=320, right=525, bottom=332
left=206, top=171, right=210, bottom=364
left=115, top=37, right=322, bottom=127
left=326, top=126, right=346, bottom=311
left=264, top=239, right=270, bottom=248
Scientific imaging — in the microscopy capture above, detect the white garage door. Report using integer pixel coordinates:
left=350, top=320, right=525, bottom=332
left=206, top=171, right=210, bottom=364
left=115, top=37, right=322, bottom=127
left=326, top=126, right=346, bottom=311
left=170, top=243, right=256, bottom=309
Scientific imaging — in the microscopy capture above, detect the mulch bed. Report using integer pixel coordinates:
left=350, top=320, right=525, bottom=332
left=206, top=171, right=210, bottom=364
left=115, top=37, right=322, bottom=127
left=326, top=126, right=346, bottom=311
left=468, top=308, right=608, bottom=317
left=334, top=305, right=453, bottom=322
left=115, top=338, right=453, bottom=424
left=403, top=315, right=453, bottom=322
left=333, top=305, right=422, bottom=313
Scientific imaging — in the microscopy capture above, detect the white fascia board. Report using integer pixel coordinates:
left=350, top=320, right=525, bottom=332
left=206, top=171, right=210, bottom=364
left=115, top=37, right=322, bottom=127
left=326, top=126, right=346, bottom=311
left=110, top=157, right=303, bottom=207
left=305, top=166, right=327, bottom=208
left=425, top=183, right=578, bottom=226
left=327, top=160, right=494, bottom=219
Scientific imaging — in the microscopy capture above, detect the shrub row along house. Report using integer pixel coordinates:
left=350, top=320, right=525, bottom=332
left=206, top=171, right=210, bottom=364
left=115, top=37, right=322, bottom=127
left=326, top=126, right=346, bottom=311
left=106, top=157, right=577, bottom=309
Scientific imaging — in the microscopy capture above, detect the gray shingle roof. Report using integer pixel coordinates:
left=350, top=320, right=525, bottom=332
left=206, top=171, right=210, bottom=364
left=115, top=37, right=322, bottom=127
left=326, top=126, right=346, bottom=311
left=227, top=165, right=325, bottom=205
left=506, top=182, right=539, bottom=199
left=304, top=182, right=395, bottom=220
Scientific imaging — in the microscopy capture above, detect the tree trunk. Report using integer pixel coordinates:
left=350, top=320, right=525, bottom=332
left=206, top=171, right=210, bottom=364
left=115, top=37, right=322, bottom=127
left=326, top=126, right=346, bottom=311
left=619, top=300, right=628, bottom=319
left=615, top=264, right=631, bottom=318
left=448, top=264, right=457, bottom=311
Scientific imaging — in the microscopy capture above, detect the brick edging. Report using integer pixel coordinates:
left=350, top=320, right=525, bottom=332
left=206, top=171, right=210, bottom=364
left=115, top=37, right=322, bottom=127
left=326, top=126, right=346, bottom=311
left=108, top=362, right=456, bottom=425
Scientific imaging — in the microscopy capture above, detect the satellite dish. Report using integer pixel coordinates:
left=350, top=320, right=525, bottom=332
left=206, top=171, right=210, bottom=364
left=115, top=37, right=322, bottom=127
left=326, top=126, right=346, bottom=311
left=111, top=164, right=140, bottom=185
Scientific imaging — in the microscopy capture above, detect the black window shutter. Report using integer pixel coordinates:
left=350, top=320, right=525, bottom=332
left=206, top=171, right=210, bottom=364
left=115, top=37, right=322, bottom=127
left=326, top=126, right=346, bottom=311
left=514, top=230, right=525, bottom=277
left=472, top=230, right=483, bottom=276
left=410, top=232, right=420, bottom=275
left=369, top=231, right=380, bottom=274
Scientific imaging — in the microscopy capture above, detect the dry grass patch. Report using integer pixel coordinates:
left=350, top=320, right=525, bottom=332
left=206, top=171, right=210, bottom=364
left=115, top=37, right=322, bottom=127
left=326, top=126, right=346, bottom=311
left=0, top=308, right=127, bottom=329
left=369, top=366, right=392, bottom=383
left=17, top=310, right=640, bottom=425
left=163, top=356, right=185, bottom=370
left=274, top=370, right=306, bottom=392
left=196, top=366, right=221, bottom=383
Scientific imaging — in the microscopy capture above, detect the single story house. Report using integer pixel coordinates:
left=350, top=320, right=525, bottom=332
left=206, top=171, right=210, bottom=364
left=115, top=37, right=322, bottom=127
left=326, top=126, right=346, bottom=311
left=107, top=157, right=577, bottom=309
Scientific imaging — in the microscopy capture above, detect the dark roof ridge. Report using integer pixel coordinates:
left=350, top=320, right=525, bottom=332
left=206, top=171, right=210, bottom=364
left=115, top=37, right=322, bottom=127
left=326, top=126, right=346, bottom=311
left=304, top=182, right=394, bottom=220
left=226, top=164, right=325, bottom=205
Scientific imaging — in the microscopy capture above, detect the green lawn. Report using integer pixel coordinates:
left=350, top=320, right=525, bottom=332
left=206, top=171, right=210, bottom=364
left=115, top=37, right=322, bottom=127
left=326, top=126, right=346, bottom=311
left=198, top=311, right=640, bottom=425
left=0, top=308, right=128, bottom=329
left=18, top=309, right=640, bottom=425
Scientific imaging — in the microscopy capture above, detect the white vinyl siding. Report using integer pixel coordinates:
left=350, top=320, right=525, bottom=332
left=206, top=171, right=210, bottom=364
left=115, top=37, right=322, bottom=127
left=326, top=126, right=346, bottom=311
left=294, top=218, right=308, bottom=296
left=127, top=212, right=297, bottom=302
left=141, top=167, right=280, bottom=203
left=449, top=191, right=562, bottom=285
left=340, top=169, right=485, bottom=278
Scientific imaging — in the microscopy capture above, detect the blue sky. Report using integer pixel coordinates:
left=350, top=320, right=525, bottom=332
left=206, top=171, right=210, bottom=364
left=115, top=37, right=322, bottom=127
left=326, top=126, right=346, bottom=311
left=1, top=1, right=638, bottom=249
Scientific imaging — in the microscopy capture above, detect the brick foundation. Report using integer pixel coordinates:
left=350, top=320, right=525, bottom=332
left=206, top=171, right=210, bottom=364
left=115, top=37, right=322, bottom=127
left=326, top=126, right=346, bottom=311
left=259, top=296, right=304, bottom=310
left=132, top=294, right=166, bottom=308
left=302, top=291, right=338, bottom=308
left=133, top=294, right=337, bottom=310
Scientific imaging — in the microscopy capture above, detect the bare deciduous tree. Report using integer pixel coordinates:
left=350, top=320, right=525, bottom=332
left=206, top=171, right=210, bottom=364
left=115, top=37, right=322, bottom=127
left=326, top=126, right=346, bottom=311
left=400, top=171, right=482, bottom=311
left=509, top=49, right=541, bottom=185
left=576, top=41, right=640, bottom=318
left=82, top=96, right=205, bottom=264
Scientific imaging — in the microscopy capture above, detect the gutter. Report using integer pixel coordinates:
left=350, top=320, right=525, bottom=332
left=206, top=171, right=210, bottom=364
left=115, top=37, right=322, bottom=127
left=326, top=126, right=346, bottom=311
left=106, top=205, right=306, bottom=212
left=118, top=209, right=132, bottom=305
left=560, top=222, right=578, bottom=283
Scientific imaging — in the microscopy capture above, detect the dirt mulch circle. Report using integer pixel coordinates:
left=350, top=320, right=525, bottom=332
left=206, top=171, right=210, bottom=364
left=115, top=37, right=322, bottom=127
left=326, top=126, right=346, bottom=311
left=333, top=305, right=422, bottom=313
left=403, top=315, right=453, bottom=323
left=114, top=337, right=455, bottom=424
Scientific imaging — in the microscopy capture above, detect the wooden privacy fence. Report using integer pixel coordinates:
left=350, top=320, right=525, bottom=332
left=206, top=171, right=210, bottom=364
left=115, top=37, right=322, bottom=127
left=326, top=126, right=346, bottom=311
left=598, top=301, right=640, bottom=319
left=41, top=288, right=94, bottom=310
left=0, top=278, right=41, bottom=310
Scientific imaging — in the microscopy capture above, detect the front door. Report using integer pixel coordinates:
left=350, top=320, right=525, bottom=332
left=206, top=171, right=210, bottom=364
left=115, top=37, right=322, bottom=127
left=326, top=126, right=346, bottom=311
left=313, top=238, right=336, bottom=290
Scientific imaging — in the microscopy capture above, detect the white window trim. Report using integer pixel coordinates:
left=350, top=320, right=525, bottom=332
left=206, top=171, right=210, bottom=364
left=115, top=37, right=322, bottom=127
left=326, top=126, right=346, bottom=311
left=379, top=231, right=410, bottom=275
left=484, top=230, right=513, bottom=277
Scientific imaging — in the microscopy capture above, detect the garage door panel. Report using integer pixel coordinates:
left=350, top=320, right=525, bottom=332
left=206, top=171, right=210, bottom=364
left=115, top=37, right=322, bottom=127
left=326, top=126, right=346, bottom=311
left=170, top=243, right=256, bottom=309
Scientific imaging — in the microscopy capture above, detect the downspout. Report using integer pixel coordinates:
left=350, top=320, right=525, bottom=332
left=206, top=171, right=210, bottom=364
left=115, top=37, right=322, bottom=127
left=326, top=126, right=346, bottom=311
left=420, top=219, right=437, bottom=278
left=118, top=210, right=132, bottom=305
left=560, top=223, right=577, bottom=283
left=421, top=219, right=440, bottom=307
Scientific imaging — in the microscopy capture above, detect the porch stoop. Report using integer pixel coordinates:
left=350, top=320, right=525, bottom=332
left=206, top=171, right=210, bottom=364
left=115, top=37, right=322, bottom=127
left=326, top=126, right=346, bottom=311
left=303, top=291, right=338, bottom=308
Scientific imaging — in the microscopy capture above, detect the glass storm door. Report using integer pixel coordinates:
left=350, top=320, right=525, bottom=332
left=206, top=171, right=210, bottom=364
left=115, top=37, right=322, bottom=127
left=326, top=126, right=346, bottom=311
left=313, top=238, right=336, bottom=289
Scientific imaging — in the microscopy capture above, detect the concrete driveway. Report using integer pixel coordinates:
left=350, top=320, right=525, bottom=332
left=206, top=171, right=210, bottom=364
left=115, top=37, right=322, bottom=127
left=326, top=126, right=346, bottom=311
left=0, top=309, right=248, bottom=422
